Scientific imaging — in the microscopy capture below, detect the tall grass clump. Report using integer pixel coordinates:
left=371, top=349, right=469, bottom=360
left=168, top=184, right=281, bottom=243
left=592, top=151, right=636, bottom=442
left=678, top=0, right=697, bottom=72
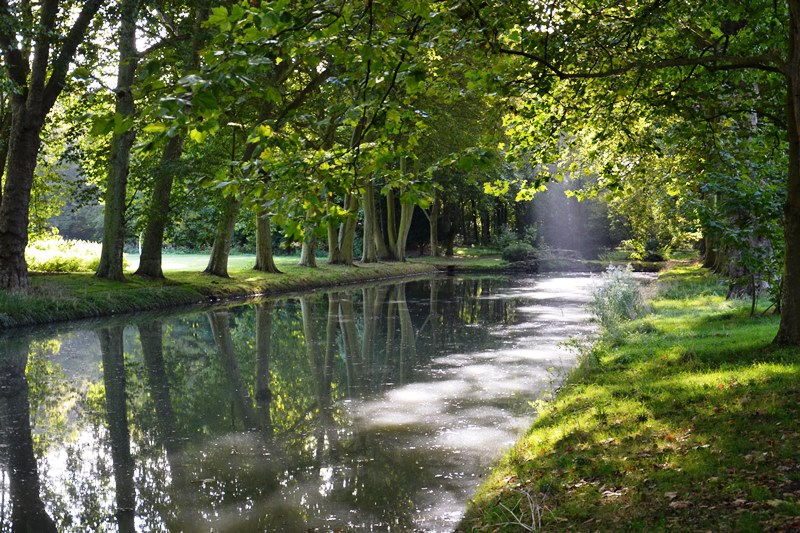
left=25, top=237, right=105, bottom=272
left=588, top=264, right=647, bottom=339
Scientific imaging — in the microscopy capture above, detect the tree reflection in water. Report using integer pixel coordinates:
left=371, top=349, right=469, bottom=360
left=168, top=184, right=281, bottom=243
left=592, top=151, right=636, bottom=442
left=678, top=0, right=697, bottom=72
left=0, top=336, right=57, bottom=532
left=0, top=275, right=592, bottom=531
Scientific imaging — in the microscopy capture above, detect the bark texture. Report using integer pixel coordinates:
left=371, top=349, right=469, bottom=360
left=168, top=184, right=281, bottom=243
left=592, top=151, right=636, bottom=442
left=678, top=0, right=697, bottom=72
left=204, top=196, right=239, bottom=277
left=393, top=199, right=415, bottom=261
left=299, top=228, right=317, bottom=267
left=135, top=136, right=183, bottom=278
left=254, top=207, right=281, bottom=273
left=777, top=7, right=800, bottom=345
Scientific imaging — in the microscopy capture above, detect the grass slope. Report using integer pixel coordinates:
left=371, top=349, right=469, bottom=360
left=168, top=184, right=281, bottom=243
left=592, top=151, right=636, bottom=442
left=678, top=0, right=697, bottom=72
left=0, top=257, right=434, bottom=329
left=460, top=264, right=800, bottom=532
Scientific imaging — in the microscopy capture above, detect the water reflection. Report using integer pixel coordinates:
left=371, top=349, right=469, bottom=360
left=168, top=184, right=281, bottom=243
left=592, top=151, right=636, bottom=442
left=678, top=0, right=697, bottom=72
left=0, top=336, right=57, bottom=532
left=0, top=274, right=594, bottom=531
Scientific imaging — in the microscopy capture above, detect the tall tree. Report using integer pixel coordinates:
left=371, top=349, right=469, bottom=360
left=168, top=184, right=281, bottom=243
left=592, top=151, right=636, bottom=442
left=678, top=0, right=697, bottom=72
left=135, top=3, right=210, bottom=279
left=96, top=0, right=141, bottom=281
left=0, top=0, right=105, bottom=289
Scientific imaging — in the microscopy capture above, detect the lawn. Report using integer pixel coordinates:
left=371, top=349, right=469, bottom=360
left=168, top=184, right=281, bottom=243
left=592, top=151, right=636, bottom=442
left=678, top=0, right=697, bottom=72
left=123, top=252, right=262, bottom=272
left=460, top=264, right=800, bottom=532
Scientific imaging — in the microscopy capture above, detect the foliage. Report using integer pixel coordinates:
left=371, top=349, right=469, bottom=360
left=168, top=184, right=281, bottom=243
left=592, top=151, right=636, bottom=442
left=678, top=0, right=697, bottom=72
left=501, top=242, right=535, bottom=262
left=25, top=237, right=106, bottom=273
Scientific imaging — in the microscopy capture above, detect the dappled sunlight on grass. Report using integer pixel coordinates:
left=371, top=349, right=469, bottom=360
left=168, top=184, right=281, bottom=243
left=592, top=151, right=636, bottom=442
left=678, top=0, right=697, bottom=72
left=462, top=264, right=800, bottom=532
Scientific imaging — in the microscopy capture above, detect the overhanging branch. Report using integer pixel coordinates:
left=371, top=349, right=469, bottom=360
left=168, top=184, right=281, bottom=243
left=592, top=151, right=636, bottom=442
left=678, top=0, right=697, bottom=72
left=496, top=46, right=786, bottom=79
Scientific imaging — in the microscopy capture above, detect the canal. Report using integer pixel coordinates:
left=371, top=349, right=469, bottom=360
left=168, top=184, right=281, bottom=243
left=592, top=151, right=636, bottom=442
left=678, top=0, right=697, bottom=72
left=0, top=273, right=594, bottom=532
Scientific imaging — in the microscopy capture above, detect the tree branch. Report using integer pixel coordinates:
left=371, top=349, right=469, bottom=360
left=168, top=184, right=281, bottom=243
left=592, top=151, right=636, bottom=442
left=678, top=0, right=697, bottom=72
left=42, top=0, right=105, bottom=112
left=29, top=0, right=59, bottom=97
left=0, top=1, right=28, bottom=87
left=496, top=46, right=786, bottom=79
left=274, top=68, right=331, bottom=129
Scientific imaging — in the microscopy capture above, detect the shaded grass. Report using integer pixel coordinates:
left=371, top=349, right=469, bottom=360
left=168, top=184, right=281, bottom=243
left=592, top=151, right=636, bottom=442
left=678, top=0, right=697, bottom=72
left=0, top=260, right=434, bottom=329
left=460, top=264, right=800, bottom=532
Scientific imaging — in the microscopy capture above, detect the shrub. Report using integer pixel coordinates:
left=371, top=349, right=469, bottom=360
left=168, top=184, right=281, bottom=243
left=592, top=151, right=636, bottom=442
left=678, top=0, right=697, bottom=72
left=502, top=242, right=535, bottom=262
left=492, top=226, right=518, bottom=250
left=588, top=264, right=646, bottom=336
left=26, top=237, right=107, bottom=273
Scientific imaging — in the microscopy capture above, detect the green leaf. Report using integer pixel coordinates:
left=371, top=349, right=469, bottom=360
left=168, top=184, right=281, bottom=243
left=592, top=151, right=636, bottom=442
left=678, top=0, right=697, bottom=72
left=90, top=115, right=115, bottom=136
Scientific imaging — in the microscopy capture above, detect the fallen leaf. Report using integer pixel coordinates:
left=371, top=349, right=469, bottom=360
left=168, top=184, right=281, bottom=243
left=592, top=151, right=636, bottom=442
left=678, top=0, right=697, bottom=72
left=669, top=501, right=692, bottom=509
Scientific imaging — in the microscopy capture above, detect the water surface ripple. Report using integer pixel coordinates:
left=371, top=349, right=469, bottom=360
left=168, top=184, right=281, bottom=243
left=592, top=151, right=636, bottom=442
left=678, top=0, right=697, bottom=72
left=0, top=274, right=594, bottom=532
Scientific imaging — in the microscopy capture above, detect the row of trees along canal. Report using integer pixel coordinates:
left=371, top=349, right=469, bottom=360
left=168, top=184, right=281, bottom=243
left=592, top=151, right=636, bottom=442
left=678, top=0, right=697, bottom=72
left=0, top=278, right=512, bottom=531
left=0, top=0, right=798, bottom=345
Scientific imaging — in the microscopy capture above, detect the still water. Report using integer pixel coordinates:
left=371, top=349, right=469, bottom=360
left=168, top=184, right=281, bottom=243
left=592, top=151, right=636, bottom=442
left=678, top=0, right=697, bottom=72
left=0, top=274, right=594, bottom=532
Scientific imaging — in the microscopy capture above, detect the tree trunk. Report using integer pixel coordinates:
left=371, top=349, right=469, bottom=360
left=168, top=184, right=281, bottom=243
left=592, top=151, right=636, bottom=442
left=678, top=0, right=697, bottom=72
left=254, top=206, right=281, bottom=273
left=98, top=326, right=136, bottom=533
left=331, top=194, right=358, bottom=265
left=0, top=115, right=40, bottom=290
left=135, top=135, right=183, bottom=279
left=135, top=6, right=206, bottom=279
left=393, top=199, right=414, bottom=261
left=97, top=0, right=140, bottom=281
left=386, top=188, right=397, bottom=257
left=299, top=228, right=317, bottom=267
left=204, top=195, right=239, bottom=277
left=442, top=201, right=456, bottom=256
left=0, top=108, right=12, bottom=198
left=327, top=212, right=342, bottom=264
left=479, top=208, right=491, bottom=246
left=777, top=12, right=800, bottom=345
left=361, top=180, right=379, bottom=263
left=375, top=188, right=391, bottom=259
left=702, top=232, right=719, bottom=269
left=429, top=190, right=440, bottom=257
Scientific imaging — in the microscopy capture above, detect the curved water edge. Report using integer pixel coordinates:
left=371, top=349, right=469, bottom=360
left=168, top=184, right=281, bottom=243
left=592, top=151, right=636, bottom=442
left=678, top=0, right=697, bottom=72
left=0, top=273, right=597, bottom=531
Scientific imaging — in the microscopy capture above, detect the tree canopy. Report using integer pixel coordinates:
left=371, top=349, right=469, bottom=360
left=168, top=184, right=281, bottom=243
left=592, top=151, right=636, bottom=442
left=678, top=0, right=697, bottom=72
left=1, top=0, right=798, bottom=344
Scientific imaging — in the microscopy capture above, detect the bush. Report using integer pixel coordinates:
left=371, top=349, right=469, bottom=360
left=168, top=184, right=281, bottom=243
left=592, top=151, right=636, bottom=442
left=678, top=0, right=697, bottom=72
left=26, top=237, right=107, bottom=273
left=492, top=227, right=518, bottom=250
left=588, top=264, right=646, bottom=336
left=502, top=242, right=535, bottom=262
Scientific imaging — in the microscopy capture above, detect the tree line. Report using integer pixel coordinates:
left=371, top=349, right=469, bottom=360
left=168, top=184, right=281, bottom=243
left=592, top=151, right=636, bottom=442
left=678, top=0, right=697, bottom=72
left=0, top=0, right=798, bottom=345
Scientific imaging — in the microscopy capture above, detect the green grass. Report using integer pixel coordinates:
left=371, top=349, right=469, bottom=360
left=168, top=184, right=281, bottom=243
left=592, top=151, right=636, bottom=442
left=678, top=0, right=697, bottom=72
left=460, top=264, right=800, bottom=532
left=0, top=256, right=434, bottom=329
left=123, top=252, right=260, bottom=272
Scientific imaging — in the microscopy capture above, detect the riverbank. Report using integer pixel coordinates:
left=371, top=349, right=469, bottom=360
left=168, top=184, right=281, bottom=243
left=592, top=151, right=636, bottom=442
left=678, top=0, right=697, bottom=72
left=0, top=260, right=436, bottom=330
left=460, top=264, right=800, bottom=531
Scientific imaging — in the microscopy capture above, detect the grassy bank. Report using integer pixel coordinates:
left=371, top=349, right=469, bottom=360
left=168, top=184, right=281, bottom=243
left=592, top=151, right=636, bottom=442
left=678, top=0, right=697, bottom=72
left=461, top=264, right=800, bottom=532
left=0, top=258, right=434, bottom=329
